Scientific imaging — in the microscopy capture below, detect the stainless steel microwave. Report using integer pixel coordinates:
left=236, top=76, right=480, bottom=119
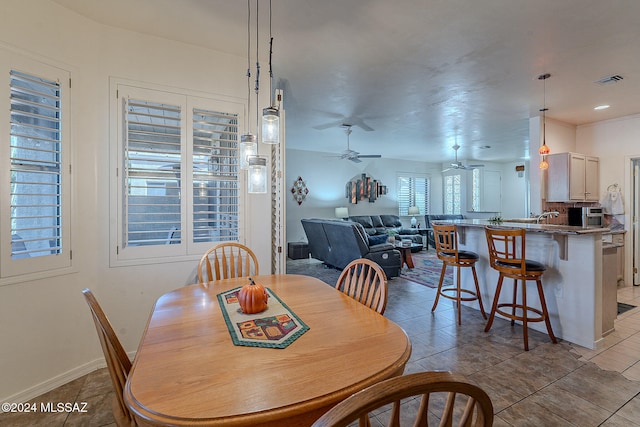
left=568, top=207, right=603, bottom=228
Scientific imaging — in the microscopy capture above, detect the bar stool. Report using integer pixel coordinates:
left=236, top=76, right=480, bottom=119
left=484, top=226, right=557, bottom=351
left=431, top=223, right=487, bottom=325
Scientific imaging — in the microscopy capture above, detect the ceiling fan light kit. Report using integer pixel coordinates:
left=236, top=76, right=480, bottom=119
left=332, top=124, right=382, bottom=163
left=442, top=143, right=484, bottom=172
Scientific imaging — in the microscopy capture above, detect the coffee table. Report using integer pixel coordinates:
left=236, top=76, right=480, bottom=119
left=394, top=243, right=423, bottom=269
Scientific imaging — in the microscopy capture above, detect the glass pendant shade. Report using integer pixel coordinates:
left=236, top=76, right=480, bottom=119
left=239, top=133, right=257, bottom=170
left=262, top=106, right=280, bottom=144
left=538, top=142, right=550, bottom=156
left=539, top=159, right=549, bottom=170
left=248, top=156, right=267, bottom=193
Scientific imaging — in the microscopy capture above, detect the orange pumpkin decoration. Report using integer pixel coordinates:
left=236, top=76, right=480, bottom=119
left=237, top=277, right=268, bottom=314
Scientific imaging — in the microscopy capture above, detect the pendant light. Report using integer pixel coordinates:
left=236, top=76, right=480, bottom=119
left=239, top=0, right=257, bottom=170
left=538, top=73, right=550, bottom=169
left=246, top=0, right=267, bottom=193
left=261, top=0, right=280, bottom=145
left=248, top=156, right=267, bottom=193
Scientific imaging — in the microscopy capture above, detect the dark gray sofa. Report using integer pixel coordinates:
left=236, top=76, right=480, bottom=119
left=424, top=214, right=464, bottom=248
left=301, top=218, right=402, bottom=278
left=348, top=214, right=423, bottom=248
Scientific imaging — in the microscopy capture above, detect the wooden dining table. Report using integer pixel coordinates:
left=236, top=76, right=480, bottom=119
left=124, top=274, right=412, bottom=427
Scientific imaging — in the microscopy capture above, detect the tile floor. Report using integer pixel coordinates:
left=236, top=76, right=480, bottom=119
left=2, top=256, right=640, bottom=426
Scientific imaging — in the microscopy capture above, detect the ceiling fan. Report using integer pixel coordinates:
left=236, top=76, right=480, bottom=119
left=313, top=113, right=375, bottom=132
left=329, top=124, right=382, bottom=163
left=442, top=144, right=485, bottom=172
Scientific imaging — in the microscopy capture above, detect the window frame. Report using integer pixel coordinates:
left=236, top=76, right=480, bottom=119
left=0, top=50, right=74, bottom=285
left=396, top=173, right=430, bottom=218
left=109, top=79, right=246, bottom=267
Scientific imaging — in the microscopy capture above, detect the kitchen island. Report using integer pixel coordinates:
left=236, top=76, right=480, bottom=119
left=435, top=219, right=609, bottom=349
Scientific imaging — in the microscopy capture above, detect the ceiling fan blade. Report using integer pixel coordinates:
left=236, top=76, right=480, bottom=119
left=313, top=120, right=344, bottom=130
left=350, top=118, right=374, bottom=132
left=357, top=154, right=382, bottom=158
left=469, top=164, right=485, bottom=168
left=349, top=157, right=363, bottom=163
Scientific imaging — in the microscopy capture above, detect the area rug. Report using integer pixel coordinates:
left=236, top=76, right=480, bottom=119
left=399, top=250, right=451, bottom=289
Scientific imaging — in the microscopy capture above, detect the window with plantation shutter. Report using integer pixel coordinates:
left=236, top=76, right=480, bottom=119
left=124, top=98, right=183, bottom=247
left=1, top=52, right=72, bottom=282
left=192, top=108, right=239, bottom=243
left=444, top=173, right=462, bottom=214
left=397, top=174, right=430, bottom=217
left=113, top=82, right=243, bottom=263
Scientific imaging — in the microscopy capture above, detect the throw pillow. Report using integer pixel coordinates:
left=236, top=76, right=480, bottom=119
left=368, top=234, right=389, bottom=246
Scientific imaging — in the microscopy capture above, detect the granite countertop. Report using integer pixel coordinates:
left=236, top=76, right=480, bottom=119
left=435, top=219, right=610, bottom=235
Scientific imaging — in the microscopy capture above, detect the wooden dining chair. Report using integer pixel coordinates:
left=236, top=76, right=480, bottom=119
left=484, top=226, right=557, bottom=351
left=82, top=289, right=137, bottom=427
left=335, top=258, right=388, bottom=314
left=311, top=371, right=494, bottom=427
left=431, top=223, right=487, bottom=325
left=197, top=242, right=259, bottom=283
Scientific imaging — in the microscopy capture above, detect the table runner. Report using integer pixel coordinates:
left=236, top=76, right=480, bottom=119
left=217, top=286, right=310, bottom=348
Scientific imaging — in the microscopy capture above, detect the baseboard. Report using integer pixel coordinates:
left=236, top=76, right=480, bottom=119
left=1, top=351, right=136, bottom=405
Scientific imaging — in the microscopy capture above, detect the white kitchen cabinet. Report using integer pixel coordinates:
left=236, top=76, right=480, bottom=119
left=546, top=152, right=599, bottom=202
left=467, top=168, right=501, bottom=212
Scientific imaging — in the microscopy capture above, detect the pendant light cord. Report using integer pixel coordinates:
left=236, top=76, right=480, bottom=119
left=538, top=73, right=550, bottom=146
left=268, top=0, right=274, bottom=106
left=253, top=0, right=260, bottom=156
left=245, top=0, right=252, bottom=133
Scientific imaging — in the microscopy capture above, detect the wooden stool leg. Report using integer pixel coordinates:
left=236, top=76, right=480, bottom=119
left=484, top=274, right=504, bottom=333
left=511, top=279, right=518, bottom=326
left=471, top=265, right=487, bottom=319
left=521, top=279, right=529, bottom=351
left=456, top=265, right=462, bottom=325
left=431, top=262, right=447, bottom=312
left=536, top=279, right=558, bottom=344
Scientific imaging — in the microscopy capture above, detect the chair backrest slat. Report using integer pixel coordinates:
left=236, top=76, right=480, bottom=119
left=311, top=371, right=493, bottom=427
left=433, top=223, right=460, bottom=262
left=335, top=258, right=388, bottom=314
left=198, top=243, right=259, bottom=283
left=485, top=227, right=527, bottom=273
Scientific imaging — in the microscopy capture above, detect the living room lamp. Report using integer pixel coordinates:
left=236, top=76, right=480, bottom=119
left=261, top=0, right=280, bottom=145
left=335, top=207, right=349, bottom=220
left=408, top=206, right=420, bottom=227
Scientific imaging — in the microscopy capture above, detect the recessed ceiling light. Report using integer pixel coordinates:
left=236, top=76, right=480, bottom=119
left=594, top=105, right=610, bottom=110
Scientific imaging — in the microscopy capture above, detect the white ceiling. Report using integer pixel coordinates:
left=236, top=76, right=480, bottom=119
left=52, top=0, right=640, bottom=164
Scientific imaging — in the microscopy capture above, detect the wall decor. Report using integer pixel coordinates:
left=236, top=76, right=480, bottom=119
left=345, top=173, right=386, bottom=204
left=291, top=176, right=309, bottom=205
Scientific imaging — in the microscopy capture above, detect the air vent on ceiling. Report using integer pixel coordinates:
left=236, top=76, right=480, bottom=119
left=595, top=74, right=624, bottom=85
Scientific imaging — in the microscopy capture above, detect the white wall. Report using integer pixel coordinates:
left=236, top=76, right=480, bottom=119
left=578, top=113, right=640, bottom=199
left=285, top=149, right=530, bottom=244
left=0, top=0, right=271, bottom=401
left=285, top=148, right=441, bottom=243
